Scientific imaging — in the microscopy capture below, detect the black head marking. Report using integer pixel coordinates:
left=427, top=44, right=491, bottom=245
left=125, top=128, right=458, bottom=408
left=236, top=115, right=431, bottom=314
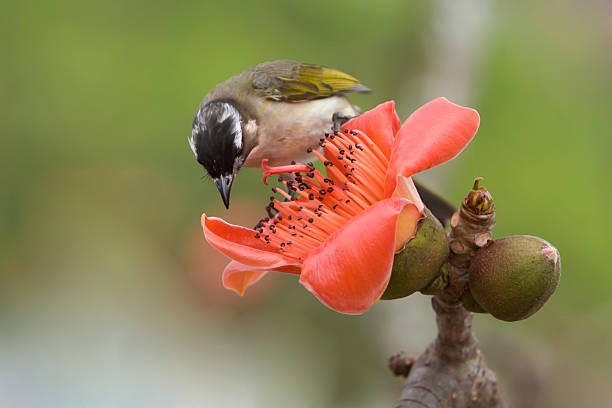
left=190, top=101, right=244, bottom=179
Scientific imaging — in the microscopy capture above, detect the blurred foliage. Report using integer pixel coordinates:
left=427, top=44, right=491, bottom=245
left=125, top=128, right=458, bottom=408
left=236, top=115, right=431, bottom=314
left=1, top=0, right=610, bottom=406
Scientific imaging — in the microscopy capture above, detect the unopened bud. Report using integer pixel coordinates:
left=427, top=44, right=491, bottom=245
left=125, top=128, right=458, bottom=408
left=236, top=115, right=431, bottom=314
left=382, top=208, right=449, bottom=300
left=468, top=235, right=561, bottom=321
left=465, top=177, right=494, bottom=215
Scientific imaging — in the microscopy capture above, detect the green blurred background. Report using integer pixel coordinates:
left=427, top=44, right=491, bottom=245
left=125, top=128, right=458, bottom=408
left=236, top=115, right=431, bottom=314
left=1, top=0, right=610, bottom=406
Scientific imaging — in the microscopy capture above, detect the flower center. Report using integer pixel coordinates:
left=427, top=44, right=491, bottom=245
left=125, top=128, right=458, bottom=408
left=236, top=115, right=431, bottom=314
left=254, top=130, right=389, bottom=261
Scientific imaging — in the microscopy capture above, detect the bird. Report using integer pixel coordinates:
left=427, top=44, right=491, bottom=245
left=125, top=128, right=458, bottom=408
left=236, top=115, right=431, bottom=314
left=189, top=60, right=369, bottom=209
left=190, top=60, right=457, bottom=225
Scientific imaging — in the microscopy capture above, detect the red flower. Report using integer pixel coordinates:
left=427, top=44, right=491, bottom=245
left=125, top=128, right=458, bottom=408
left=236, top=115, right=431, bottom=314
left=202, top=98, right=480, bottom=314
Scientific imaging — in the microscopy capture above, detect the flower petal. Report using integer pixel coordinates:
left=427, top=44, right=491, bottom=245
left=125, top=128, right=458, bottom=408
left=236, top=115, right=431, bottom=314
left=223, top=261, right=302, bottom=296
left=299, top=198, right=420, bottom=314
left=202, top=214, right=297, bottom=269
left=342, top=101, right=400, bottom=158
left=385, top=98, right=480, bottom=196
left=392, top=176, right=425, bottom=213
left=223, top=261, right=270, bottom=296
left=394, top=195, right=424, bottom=252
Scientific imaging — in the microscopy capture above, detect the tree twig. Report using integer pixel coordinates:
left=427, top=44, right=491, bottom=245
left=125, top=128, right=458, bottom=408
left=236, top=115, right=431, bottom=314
left=395, top=179, right=507, bottom=408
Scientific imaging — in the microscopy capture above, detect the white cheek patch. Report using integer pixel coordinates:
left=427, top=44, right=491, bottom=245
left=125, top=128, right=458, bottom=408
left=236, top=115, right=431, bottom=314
left=244, top=119, right=257, bottom=136
left=189, top=124, right=202, bottom=157
left=233, top=128, right=242, bottom=150
left=188, top=135, right=197, bottom=157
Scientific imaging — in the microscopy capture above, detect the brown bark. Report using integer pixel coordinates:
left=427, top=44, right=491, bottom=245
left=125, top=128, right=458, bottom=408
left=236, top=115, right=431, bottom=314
left=393, top=179, right=507, bottom=407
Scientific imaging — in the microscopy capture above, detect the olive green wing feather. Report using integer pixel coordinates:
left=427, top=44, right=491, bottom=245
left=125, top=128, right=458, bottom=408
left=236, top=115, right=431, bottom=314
left=250, top=61, right=370, bottom=102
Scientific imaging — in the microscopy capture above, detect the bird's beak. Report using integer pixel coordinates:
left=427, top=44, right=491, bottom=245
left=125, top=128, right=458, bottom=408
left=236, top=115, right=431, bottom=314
left=215, top=174, right=234, bottom=209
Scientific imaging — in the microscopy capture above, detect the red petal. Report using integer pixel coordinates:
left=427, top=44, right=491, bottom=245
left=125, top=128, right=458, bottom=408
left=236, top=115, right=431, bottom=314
left=202, top=214, right=298, bottom=269
left=299, top=198, right=420, bottom=314
left=223, top=261, right=301, bottom=295
left=385, top=98, right=480, bottom=196
left=392, top=176, right=425, bottom=213
left=342, top=101, right=400, bottom=158
left=223, top=261, right=269, bottom=296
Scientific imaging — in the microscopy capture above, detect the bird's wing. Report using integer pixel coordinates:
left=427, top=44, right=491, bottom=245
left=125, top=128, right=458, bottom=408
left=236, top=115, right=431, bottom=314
left=249, top=61, right=370, bottom=102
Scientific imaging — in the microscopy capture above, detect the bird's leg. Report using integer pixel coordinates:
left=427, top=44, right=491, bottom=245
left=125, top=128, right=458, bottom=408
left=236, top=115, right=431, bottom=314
left=331, top=112, right=356, bottom=132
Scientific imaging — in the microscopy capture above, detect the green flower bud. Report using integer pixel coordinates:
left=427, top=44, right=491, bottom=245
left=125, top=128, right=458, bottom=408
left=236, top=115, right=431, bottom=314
left=382, top=208, right=449, bottom=300
left=468, top=235, right=561, bottom=321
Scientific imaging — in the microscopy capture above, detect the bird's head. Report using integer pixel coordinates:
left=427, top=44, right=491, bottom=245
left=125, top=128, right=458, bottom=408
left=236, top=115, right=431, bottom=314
left=190, top=100, right=252, bottom=209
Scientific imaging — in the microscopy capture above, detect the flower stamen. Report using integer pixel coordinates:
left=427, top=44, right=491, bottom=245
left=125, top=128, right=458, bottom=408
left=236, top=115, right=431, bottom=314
left=254, top=128, right=392, bottom=260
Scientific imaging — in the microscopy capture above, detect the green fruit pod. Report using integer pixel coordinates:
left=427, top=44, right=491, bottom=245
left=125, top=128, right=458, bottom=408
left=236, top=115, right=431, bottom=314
left=382, top=208, right=449, bottom=300
left=461, top=289, right=487, bottom=313
left=468, top=235, right=561, bottom=321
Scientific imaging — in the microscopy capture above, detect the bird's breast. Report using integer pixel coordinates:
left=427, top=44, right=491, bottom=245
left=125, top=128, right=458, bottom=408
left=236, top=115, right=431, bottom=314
left=244, top=96, right=357, bottom=167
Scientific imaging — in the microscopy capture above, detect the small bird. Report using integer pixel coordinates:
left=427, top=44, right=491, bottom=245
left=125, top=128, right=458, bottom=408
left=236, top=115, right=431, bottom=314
left=190, top=60, right=369, bottom=209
